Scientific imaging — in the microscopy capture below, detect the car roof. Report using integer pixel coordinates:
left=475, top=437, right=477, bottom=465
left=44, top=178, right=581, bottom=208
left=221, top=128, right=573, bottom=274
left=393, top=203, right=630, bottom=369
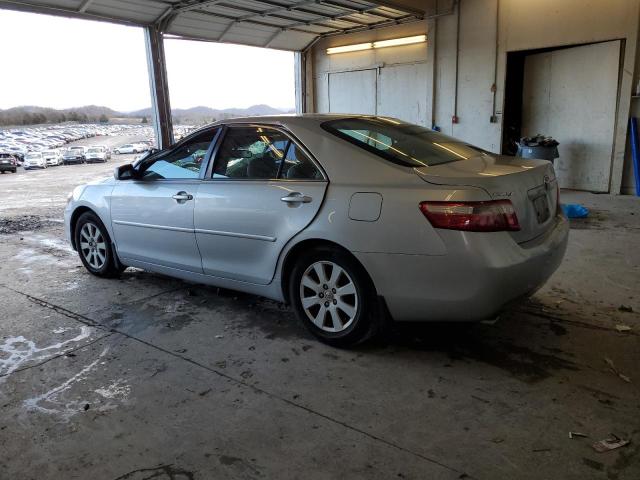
left=219, top=113, right=366, bottom=127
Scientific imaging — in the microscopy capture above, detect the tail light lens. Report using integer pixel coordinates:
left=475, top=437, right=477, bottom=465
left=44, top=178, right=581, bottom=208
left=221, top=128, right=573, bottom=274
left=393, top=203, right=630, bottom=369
left=419, top=200, right=520, bottom=232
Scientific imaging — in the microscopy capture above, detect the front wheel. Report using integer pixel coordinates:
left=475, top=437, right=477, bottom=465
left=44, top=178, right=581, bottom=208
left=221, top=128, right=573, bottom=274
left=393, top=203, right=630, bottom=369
left=75, top=211, right=124, bottom=278
left=289, top=248, right=379, bottom=347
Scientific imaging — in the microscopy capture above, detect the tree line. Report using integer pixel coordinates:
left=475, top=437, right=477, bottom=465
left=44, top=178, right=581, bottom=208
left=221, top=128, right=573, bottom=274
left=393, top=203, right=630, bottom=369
left=0, top=109, right=113, bottom=127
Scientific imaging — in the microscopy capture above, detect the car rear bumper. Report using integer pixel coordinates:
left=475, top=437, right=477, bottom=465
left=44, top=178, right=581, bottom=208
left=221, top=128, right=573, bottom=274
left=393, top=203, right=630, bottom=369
left=0, top=165, right=16, bottom=171
left=355, top=215, right=569, bottom=322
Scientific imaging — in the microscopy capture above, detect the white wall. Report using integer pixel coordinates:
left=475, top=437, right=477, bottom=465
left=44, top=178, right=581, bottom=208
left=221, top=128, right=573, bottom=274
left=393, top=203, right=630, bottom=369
left=308, top=0, right=640, bottom=194
left=311, top=21, right=430, bottom=125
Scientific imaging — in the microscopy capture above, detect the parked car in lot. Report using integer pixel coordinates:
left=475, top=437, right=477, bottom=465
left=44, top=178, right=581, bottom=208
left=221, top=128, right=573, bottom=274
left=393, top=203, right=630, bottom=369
left=114, top=144, right=142, bottom=154
left=85, top=146, right=110, bottom=163
left=23, top=152, right=47, bottom=169
left=63, top=147, right=86, bottom=165
left=0, top=153, right=18, bottom=173
left=65, top=115, right=568, bottom=346
left=42, top=149, right=63, bottom=166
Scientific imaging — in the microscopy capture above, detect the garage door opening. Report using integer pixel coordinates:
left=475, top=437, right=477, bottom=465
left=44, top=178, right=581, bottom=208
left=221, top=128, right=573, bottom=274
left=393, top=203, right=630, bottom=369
left=163, top=38, right=295, bottom=129
left=502, top=41, right=623, bottom=192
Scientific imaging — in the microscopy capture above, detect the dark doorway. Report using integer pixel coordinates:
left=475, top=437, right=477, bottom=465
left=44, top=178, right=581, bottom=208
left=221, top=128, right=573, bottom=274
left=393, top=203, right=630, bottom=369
left=501, top=51, right=526, bottom=155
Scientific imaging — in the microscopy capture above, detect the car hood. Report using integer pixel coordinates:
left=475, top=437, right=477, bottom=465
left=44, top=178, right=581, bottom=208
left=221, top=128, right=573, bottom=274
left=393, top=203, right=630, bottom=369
left=87, top=176, right=114, bottom=186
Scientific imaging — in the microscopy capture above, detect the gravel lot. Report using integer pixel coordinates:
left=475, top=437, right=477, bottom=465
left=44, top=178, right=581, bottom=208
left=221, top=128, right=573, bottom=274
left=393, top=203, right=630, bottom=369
left=0, top=139, right=638, bottom=480
left=0, top=134, right=144, bottom=218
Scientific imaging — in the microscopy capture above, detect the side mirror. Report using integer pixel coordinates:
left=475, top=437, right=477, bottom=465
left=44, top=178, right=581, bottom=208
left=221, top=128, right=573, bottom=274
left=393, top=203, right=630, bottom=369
left=114, top=163, right=136, bottom=180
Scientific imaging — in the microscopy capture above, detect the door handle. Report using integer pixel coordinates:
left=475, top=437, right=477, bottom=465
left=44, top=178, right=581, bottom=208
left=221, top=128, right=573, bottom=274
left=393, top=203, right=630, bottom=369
left=281, top=192, right=312, bottom=204
left=172, top=191, right=193, bottom=202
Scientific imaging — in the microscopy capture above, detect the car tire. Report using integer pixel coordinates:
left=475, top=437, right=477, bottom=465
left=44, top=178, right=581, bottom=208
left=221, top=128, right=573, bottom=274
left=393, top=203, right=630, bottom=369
left=75, top=211, right=125, bottom=278
left=289, top=247, right=380, bottom=347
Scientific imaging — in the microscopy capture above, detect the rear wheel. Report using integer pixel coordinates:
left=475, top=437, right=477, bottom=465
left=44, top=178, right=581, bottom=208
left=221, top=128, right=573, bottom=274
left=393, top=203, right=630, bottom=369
left=75, top=211, right=124, bottom=278
left=289, top=248, right=379, bottom=347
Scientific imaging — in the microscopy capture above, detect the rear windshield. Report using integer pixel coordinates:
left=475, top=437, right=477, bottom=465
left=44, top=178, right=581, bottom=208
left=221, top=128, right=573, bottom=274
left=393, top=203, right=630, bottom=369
left=321, top=117, right=485, bottom=167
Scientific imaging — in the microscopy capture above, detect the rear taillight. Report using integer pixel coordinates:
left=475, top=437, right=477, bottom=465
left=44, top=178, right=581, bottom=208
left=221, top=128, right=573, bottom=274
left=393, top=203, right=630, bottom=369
left=419, top=200, right=520, bottom=232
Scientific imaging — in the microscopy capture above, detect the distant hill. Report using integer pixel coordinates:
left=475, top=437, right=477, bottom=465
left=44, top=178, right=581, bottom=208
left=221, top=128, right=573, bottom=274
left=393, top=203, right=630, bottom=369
left=128, top=104, right=294, bottom=123
left=0, top=104, right=294, bottom=127
left=0, top=105, right=120, bottom=126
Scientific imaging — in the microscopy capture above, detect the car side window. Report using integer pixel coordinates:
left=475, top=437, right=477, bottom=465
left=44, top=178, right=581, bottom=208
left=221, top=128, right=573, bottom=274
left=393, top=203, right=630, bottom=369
left=281, top=143, right=322, bottom=180
left=212, top=127, right=322, bottom=180
left=142, top=128, right=218, bottom=180
left=213, top=127, right=289, bottom=179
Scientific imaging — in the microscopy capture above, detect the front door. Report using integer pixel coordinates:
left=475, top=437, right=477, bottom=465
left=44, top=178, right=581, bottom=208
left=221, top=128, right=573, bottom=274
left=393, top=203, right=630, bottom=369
left=195, top=125, right=327, bottom=285
left=110, top=128, right=218, bottom=273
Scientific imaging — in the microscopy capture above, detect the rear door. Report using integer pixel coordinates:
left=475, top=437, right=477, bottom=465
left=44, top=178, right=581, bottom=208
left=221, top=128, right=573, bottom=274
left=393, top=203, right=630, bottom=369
left=195, top=125, right=327, bottom=285
left=110, top=128, right=218, bottom=273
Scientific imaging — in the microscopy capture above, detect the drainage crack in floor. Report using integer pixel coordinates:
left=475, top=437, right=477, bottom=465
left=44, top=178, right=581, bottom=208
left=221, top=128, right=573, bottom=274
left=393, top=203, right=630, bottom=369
left=2, top=285, right=475, bottom=479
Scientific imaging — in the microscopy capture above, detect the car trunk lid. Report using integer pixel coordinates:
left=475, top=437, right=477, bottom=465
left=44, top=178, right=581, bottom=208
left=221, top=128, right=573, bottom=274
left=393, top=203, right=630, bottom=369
left=414, top=154, right=559, bottom=243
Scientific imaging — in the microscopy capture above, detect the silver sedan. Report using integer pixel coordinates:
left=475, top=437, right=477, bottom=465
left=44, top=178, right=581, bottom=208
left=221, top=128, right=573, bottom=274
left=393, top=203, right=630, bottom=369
left=64, top=115, right=569, bottom=346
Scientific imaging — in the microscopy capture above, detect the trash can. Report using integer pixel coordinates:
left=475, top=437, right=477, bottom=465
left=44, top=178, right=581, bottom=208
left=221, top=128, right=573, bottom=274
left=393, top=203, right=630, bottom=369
left=516, top=135, right=559, bottom=162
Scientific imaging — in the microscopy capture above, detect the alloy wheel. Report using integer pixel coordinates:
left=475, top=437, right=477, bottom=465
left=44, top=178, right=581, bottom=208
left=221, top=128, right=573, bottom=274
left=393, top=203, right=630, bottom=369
left=299, top=261, right=358, bottom=333
left=79, top=222, right=107, bottom=270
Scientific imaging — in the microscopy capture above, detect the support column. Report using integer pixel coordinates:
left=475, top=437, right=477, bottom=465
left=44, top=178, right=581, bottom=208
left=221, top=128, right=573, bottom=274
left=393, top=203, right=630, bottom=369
left=294, top=51, right=305, bottom=114
left=144, top=26, right=174, bottom=149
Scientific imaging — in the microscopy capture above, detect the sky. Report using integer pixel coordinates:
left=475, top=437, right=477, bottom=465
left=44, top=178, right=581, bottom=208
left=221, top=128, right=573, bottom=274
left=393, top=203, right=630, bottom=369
left=0, top=10, right=295, bottom=112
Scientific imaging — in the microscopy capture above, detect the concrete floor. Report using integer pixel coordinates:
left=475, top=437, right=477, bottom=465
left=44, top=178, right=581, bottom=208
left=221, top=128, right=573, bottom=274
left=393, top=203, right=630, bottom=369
left=0, top=153, right=639, bottom=479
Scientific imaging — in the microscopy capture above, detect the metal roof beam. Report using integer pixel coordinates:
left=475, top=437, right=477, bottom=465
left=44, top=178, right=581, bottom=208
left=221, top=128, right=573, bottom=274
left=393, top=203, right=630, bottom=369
left=191, top=8, right=322, bottom=36
left=317, top=1, right=399, bottom=20
left=77, top=0, right=93, bottom=13
left=174, top=0, right=225, bottom=13
left=263, top=28, right=283, bottom=48
left=231, top=0, right=383, bottom=26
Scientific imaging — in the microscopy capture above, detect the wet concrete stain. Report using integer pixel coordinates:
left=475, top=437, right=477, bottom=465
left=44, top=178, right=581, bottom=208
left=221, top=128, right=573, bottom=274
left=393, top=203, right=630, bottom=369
left=113, top=464, right=194, bottom=480
left=548, top=322, right=568, bottom=336
left=582, top=458, right=604, bottom=471
left=218, top=455, right=262, bottom=477
left=388, top=322, right=579, bottom=383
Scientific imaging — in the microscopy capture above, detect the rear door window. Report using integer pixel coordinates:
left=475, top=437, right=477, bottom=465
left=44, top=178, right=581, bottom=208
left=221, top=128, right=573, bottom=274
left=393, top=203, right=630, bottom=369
left=212, top=126, right=322, bottom=180
left=321, top=117, right=485, bottom=167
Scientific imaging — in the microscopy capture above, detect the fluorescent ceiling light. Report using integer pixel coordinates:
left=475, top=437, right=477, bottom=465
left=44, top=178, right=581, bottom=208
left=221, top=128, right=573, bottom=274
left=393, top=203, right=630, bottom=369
left=326, top=35, right=426, bottom=55
left=326, top=42, right=373, bottom=54
left=373, top=35, right=426, bottom=49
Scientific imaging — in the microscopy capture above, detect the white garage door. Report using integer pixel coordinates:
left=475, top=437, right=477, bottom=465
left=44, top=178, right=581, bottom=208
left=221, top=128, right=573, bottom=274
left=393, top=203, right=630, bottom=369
left=377, top=63, right=428, bottom=126
left=323, top=64, right=428, bottom=125
left=522, top=41, right=621, bottom=192
left=328, top=69, right=377, bottom=115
